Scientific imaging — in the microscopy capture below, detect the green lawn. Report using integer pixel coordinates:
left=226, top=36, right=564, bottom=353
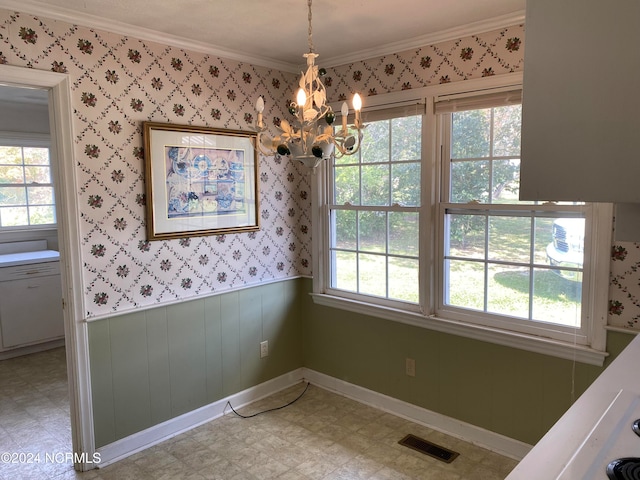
left=334, top=214, right=582, bottom=327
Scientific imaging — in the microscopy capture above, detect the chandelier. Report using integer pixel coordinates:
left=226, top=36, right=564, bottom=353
left=254, top=0, right=364, bottom=170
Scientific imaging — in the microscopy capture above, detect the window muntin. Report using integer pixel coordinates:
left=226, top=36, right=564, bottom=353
left=440, top=104, right=589, bottom=342
left=318, top=79, right=610, bottom=361
left=329, top=114, right=422, bottom=305
left=0, top=146, right=55, bottom=228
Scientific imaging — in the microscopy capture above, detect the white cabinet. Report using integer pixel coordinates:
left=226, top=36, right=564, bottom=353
left=0, top=261, right=64, bottom=349
left=519, top=0, right=640, bottom=203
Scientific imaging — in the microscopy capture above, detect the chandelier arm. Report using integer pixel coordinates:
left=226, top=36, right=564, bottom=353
left=333, top=130, right=364, bottom=158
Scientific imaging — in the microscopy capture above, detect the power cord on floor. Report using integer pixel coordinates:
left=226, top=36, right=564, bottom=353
left=225, top=381, right=311, bottom=419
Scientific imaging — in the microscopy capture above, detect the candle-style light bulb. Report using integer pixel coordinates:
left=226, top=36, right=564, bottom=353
left=352, top=93, right=362, bottom=125
left=296, top=89, right=307, bottom=107
left=352, top=93, right=362, bottom=112
left=255, top=96, right=264, bottom=128
left=341, top=101, right=349, bottom=132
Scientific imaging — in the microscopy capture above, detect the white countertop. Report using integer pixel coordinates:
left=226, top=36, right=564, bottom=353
left=507, top=333, right=640, bottom=479
left=0, top=250, right=60, bottom=267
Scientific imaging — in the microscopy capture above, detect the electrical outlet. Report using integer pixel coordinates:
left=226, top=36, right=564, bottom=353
left=260, top=340, right=268, bottom=358
left=406, top=358, right=415, bottom=377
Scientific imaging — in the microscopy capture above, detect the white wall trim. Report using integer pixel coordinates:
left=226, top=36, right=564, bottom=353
left=0, top=1, right=524, bottom=72
left=323, top=11, right=525, bottom=67
left=0, top=0, right=298, bottom=73
left=97, top=366, right=529, bottom=469
left=84, top=275, right=307, bottom=323
left=96, top=369, right=305, bottom=467
left=0, top=64, right=93, bottom=471
left=0, top=338, right=64, bottom=360
left=303, top=369, right=532, bottom=461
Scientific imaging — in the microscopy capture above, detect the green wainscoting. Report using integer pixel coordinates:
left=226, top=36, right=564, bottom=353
left=88, top=279, right=304, bottom=448
left=300, top=278, right=633, bottom=446
left=88, top=276, right=633, bottom=449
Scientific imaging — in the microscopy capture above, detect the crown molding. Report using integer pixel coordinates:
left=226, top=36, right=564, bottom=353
left=0, top=1, right=525, bottom=73
left=0, top=0, right=301, bottom=73
left=322, top=10, right=526, bottom=68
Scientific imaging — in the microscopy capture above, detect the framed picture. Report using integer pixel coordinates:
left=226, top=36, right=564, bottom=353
left=143, top=122, right=259, bottom=240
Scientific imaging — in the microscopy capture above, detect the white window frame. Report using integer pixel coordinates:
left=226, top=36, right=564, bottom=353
left=0, top=131, right=55, bottom=230
left=311, top=73, right=613, bottom=366
left=325, top=107, right=425, bottom=313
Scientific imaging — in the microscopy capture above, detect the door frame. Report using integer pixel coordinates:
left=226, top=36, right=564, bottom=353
left=0, top=65, right=94, bottom=470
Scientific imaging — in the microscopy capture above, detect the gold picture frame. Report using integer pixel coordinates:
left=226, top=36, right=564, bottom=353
left=143, top=122, right=259, bottom=240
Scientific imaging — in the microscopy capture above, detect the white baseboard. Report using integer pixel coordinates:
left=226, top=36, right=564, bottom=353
left=97, top=368, right=305, bottom=467
left=302, top=368, right=532, bottom=461
left=0, top=338, right=64, bottom=360
left=97, top=367, right=530, bottom=467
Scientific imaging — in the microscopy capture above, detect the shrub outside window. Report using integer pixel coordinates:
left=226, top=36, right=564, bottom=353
left=317, top=77, right=612, bottom=365
left=0, top=145, right=55, bottom=228
left=439, top=102, right=590, bottom=344
left=328, top=113, right=422, bottom=308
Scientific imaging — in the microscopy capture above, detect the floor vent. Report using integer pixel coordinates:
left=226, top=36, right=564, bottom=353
left=398, top=434, right=460, bottom=463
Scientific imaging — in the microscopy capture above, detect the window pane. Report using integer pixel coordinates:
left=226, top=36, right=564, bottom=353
left=23, top=147, right=50, bottom=165
left=389, top=212, right=418, bottom=256
left=330, top=113, right=422, bottom=305
left=0, top=206, right=28, bottom=226
left=532, top=268, right=581, bottom=326
left=0, top=186, right=27, bottom=206
left=452, top=109, right=490, bottom=159
left=446, top=213, right=486, bottom=259
left=361, top=164, right=389, bottom=205
left=545, top=218, right=585, bottom=274
left=492, top=159, right=521, bottom=203
left=533, top=217, right=556, bottom=265
left=333, top=251, right=357, bottom=291
left=0, top=146, right=55, bottom=228
left=440, top=98, right=597, bottom=342
left=358, top=253, right=387, bottom=297
left=389, top=257, right=419, bottom=303
left=487, top=264, right=530, bottom=319
left=334, top=166, right=360, bottom=205
left=0, top=165, right=25, bottom=184
left=29, top=205, right=56, bottom=225
left=450, top=160, right=489, bottom=203
left=334, top=210, right=356, bottom=249
left=360, top=121, right=390, bottom=163
left=446, top=259, right=484, bottom=310
left=493, top=105, right=522, bottom=157
left=0, top=146, right=22, bottom=165
left=25, top=166, right=51, bottom=184
left=392, top=116, right=421, bottom=161
left=391, top=162, right=420, bottom=206
left=359, top=211, right=386, bottom=253
left=27, top=186, right=54, bottom=205
left=488, top=216, right=531, bottom=263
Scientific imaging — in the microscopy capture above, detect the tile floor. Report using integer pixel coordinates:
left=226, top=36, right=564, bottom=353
left=0, top=348, right=518, bottom=479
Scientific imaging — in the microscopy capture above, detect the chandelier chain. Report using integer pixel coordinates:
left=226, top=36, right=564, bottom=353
left=307, top=0, right=314, bottom=53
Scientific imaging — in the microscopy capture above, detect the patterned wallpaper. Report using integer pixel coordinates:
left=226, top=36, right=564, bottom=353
left=609, top=243, right=640, bottom=329
left=323, top=26, right=524, bottom=99
left=1, top=11, right=638, bottom=330
left=0, top=9, right=311, bottom=318
left=319, top=23, right=640, bottom=332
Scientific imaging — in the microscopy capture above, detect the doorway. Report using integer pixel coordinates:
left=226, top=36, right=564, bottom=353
left=0, top=64, right=93, bottom=471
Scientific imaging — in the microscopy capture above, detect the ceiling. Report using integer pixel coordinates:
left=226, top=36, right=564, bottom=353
left=0, top=0, right=525, bottom=71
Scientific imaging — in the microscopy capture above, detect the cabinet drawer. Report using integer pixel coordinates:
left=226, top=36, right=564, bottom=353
left=0, top=261, right=60, bottom=281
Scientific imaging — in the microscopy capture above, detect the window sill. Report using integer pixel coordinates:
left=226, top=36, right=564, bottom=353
left=311, top=293, right=608, bottom=367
